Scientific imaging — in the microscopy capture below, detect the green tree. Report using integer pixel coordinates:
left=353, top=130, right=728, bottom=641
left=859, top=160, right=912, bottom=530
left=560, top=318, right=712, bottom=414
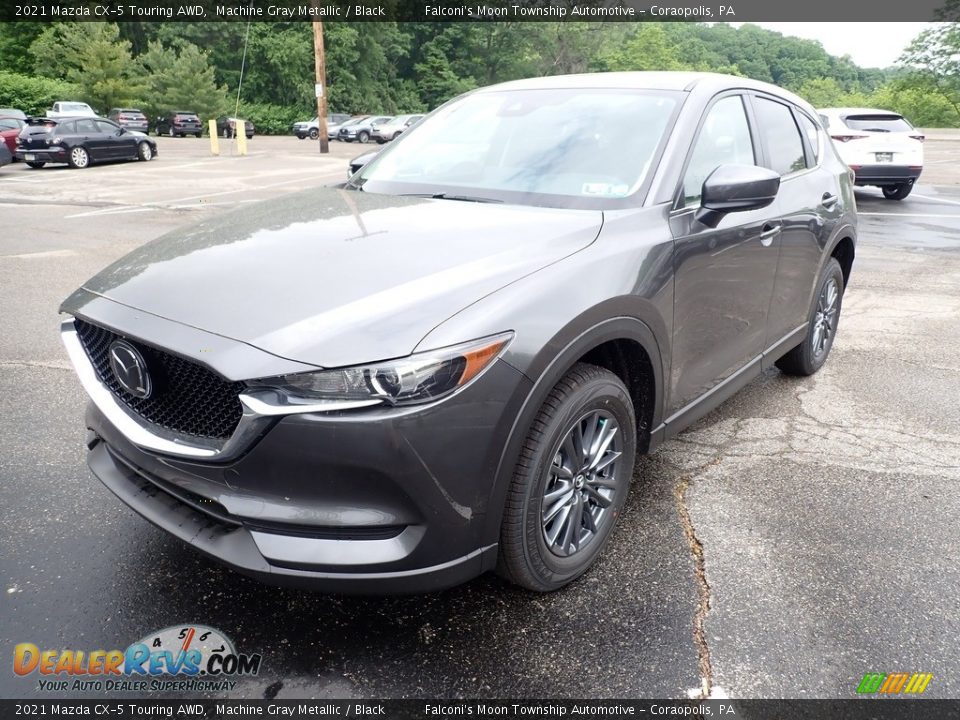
left=29, top=22, right=142, bottom=112
left=0, top=22, right=45, bottom=74
left=597, top=24, right=683, bottom=72
left=137, top=39, right=227, bottom=121
left=898, top=23, right=960, bottom=123
left=415, top=43, right=476, bottom=108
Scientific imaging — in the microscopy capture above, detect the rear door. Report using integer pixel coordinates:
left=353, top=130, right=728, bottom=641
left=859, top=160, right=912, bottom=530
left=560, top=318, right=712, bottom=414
left=668, top=93, right=782, bottom=415
left=751, top=96, right=840, bottom=350
left=74, top=118, right=107, bottom=160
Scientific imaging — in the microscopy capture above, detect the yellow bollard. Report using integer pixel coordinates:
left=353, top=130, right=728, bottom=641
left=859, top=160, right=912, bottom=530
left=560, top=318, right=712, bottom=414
left=208, top=119, right=219, bottom=156
left=236, top=121, right=247, bottom=156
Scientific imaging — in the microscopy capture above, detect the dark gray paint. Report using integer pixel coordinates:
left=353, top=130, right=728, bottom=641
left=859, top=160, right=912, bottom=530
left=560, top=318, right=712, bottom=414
left=61, top=72, right=857, bottom=592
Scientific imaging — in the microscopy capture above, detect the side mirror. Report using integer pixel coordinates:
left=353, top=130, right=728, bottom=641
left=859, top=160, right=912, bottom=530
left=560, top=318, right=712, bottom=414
left=695, top=164, right=780, bottom=228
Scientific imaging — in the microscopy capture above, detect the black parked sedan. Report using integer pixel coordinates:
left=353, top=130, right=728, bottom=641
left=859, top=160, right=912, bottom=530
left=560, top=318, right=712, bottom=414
left=215, top=116, right=255, bottom=139
left=155, top=112, right=202, bottom=138
left=16, top=117, right=157, bottom=169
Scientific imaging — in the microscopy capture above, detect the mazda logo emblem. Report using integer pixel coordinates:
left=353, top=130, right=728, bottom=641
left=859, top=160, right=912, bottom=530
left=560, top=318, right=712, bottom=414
left=108, top=340, right=152, bottom=399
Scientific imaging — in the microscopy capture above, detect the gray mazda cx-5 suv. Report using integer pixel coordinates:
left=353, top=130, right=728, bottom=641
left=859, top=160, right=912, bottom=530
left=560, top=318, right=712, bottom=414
left=61, top=72, right=856, bottom=593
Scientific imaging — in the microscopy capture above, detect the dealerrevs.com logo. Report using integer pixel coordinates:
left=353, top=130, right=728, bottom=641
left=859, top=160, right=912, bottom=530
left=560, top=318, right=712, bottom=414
left=13, top=624, right=262, bottom=693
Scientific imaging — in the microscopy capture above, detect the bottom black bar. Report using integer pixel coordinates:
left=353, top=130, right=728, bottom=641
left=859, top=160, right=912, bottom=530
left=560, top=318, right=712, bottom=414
left=2, top=699, right=959, bottom=720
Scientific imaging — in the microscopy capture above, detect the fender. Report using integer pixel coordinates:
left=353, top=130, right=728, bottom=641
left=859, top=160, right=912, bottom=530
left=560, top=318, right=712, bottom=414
left=478, top=315, right=665, bottom=555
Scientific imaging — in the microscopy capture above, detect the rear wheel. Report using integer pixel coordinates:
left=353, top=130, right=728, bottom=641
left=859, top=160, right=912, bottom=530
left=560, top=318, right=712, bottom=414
left=26, top=161, right=45, bottom=169
left=497, top=363, right=636, bottom=592
left=68, top=146, right=89, bottom=169
left=137, top=142, right=153, bottom=161
left=882, top=183, right=913, bottom=200
left=308, top=128, right=319, bottom=140
left=775, top=257, right=845, bottom=376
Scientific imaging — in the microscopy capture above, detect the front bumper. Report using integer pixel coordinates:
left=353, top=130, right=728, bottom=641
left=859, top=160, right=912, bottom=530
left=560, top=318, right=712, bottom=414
left=81, top=353, right=530, bottom=593
left=852, top=164, right=922, bottom=185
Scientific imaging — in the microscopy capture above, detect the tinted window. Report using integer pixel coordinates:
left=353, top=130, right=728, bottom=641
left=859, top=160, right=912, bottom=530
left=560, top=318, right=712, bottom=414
left=96, top=120, right=118, bottom=134
left=57, top=121, right=76, bottom=134
left=844, top=114, right=913, bottom=132
left=0, top=118, right=23, bottom=130
left=797, top=113, right=821, bottom=166
left=683, top=95, right=755, bottom=207
left=755, top=98, right=806, bottom=176
left=75, top=119, right=98, bottom=134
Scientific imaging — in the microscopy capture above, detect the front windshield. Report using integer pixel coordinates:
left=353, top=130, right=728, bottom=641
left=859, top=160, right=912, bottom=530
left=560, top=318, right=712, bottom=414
left=353, top=87, right=680, bottom=208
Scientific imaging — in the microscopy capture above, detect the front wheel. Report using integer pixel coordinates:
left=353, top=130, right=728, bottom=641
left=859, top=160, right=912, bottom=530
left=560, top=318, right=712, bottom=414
left=308, top=128, right=319, bottom=140
left=776, top=257, right=845, bottom=376
left=882, top=183, right=913, bottom=200
left=137, top=142, right=153, bottom=161
left=497, top=363, right=636, bottom=592
left=68, top=146, right=89, bottom=169
left=357, top=131, right=370, bottom=144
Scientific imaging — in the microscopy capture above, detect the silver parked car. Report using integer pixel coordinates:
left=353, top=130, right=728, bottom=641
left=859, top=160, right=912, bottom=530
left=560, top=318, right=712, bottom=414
left=372, top=114, right=425, bottom=143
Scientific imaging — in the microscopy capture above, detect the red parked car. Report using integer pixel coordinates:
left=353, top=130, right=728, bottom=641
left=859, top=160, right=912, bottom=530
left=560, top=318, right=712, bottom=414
left=0, top=115, right=26, bottom=158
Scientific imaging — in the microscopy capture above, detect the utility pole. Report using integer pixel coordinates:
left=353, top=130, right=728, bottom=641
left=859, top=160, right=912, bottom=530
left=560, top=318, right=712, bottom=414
left=312, top=18, right=329, bottom=153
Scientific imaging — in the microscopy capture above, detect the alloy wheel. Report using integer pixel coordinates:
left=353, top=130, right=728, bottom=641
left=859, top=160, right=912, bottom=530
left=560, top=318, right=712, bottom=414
left=541, top=410, right=622, bottom=558
left=811, top=276, right=839, bottom=358
left=70, top=147, right=89, bottom=168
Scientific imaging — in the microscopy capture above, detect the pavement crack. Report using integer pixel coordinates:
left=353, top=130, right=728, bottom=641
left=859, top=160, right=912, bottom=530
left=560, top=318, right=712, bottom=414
left=0, top=359, right=72, bottom=371
left=674, top=455, right=721, bottom=700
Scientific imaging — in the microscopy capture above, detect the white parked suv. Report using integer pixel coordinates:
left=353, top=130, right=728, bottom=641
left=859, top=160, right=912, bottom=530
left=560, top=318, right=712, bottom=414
left=818, top=107, right=924, bottom=200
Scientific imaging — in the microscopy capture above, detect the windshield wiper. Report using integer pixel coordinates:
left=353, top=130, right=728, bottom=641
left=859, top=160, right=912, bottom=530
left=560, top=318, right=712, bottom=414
left=402, top=192, right=503, bottom=204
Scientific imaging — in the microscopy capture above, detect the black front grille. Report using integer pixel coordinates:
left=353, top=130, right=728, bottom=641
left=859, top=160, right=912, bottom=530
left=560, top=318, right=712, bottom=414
left=75, top=319, right=244, bottom=441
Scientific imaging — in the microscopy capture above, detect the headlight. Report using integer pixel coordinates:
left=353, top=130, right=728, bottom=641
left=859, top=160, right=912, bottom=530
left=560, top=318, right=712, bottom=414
left=254, top=332, right=513, bottom=406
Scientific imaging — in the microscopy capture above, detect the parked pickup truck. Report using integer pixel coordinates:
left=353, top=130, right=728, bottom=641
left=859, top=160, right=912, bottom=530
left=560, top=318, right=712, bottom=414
left=47, top=101, right=97, bottom=118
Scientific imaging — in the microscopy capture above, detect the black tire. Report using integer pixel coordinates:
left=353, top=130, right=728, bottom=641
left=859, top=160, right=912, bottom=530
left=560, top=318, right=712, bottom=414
left=358, top=131, right=370, bottom=144
left=497, top=363, right=637, bottom=592
left=137, top=141, right=153, bottom=162
left=882, top=183, right=913, bottom=200
left=392, top=132, right=401, bottom=141
left=775, top=257, right=845, bottom=376
left=26, top=161, right=45, bottom=169
left=67, top=146, right=89, bottom=169
left=168, top=128, right=174, bottom=138
left=246, top=134, right=253, bottom=140
left=308, top=128, right=319, bottom=140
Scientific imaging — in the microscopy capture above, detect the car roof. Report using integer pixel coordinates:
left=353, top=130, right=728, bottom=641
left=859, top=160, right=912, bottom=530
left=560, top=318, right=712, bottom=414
left=480, top=71, right=814, bottom=112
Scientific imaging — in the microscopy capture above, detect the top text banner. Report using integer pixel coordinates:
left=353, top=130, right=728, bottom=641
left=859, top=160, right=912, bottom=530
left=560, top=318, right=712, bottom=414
left=2, top=0, right=957, bottom=22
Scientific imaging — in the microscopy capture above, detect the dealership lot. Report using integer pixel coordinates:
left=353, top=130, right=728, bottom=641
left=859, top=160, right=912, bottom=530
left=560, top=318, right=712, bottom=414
left=1, top=136, right=958, bottom=699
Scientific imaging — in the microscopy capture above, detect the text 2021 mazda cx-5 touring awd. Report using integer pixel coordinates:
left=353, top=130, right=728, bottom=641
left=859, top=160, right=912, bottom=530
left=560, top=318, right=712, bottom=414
left=61, top=72, right=856, bottom=593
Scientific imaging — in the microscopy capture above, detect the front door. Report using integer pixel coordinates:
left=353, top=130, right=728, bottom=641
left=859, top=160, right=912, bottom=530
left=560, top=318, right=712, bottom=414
left=668, top=94, right=782, bottom=415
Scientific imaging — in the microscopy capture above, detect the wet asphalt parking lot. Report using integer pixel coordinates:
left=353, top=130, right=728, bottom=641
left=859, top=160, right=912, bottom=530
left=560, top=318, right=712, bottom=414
left=1, top=135, right=959, bottom=700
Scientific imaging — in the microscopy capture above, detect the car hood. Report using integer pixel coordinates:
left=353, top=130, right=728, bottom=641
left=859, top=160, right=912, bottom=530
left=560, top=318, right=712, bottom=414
left=72, top=188, right=602, bottom=369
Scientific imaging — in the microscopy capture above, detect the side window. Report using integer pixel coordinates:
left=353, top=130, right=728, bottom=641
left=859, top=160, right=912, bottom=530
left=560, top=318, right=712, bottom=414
left=797, top=113, right=821, bottom=166
left=96, top=120, right=118, bottom=134
left=75, top=119, right=98, bottom=134
left=754, top=98, right=806, bottom=176
left=58, top=121, right=76, bottom=135
left=682, top=95, right=755, bottom=207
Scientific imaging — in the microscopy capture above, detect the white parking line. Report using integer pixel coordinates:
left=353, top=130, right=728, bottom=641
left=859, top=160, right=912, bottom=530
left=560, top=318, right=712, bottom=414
left=63, top=174, right=323, bottom=218
left=859, top=212, right=960, bottom=218
left=913, top=193, right=960, bottom=208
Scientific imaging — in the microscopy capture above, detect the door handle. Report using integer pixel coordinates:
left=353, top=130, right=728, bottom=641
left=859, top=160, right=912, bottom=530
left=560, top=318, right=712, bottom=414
left=821, top=192, right=839, bottom=209
left=759, top=223, right=781, bottom=247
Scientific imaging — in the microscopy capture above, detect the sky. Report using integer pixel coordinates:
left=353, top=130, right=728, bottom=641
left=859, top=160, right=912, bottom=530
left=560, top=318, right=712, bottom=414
left=739, top=23, right=934, bottom=68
